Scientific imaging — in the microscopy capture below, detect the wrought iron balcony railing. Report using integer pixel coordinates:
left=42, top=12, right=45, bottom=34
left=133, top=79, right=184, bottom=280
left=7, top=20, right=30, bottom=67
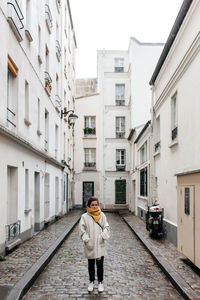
left=45, top=4, right=53, bottom=32
left=172, top=127, right=178, bottom=141
left=7, top=0, right=24, bottom=42
left=7, top=107, right=16, bottom=127
left=116, top=100, right=125, bottom=106
left=6, top=220, right=21, bottom=242
left=116, top=164, right=125, bottom=171
left=84, top=162, right=96, bottom=168
left=154, top=141, right=161, bottom=152
left=116, top=132, right=125, bottom=138
left=114, top=67, right=124, bottom=72
left=56, top=40, right=61, bottom=61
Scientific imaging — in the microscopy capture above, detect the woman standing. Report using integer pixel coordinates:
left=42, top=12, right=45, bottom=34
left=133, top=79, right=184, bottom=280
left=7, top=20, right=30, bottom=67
left=79, top=196, right=110, bottom=293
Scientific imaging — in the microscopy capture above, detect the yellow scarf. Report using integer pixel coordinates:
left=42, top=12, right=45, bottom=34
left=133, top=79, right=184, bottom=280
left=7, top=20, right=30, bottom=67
left=87, top=206, right=101, bottom=222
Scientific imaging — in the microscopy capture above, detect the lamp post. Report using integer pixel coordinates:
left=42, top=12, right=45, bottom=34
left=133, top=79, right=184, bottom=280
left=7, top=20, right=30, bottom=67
left=61, top=108, right=78, bottom=121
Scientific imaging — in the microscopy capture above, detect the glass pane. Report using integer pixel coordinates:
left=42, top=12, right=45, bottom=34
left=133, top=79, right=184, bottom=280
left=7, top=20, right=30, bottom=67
left=185, top=187, right=190, bottom=215
left=91, top=117, right=95, bottom=129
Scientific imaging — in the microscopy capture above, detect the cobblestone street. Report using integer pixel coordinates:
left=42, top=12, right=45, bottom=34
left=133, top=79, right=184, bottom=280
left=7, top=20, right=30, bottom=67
left=23, top=213, right=182, bottom=300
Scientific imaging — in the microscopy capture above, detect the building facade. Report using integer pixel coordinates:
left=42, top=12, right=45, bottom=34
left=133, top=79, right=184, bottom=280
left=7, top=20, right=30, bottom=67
left=0, top=0, right=76, bottom=254
left=150, top=0, right=200, bottom=266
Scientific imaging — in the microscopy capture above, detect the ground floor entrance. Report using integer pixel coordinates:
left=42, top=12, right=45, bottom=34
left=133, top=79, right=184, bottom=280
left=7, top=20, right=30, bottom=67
left=177, top=171, right=200, bottom=268
left=83, top=181, right=94, bottom=208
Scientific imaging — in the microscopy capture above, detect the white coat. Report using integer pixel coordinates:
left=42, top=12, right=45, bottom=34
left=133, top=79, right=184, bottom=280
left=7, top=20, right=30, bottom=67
left=79, top=212, right=110, bottom=259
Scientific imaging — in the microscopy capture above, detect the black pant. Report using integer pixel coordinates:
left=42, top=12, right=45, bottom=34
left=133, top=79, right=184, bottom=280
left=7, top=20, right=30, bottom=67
left=88, top=256, right=104, bottom=283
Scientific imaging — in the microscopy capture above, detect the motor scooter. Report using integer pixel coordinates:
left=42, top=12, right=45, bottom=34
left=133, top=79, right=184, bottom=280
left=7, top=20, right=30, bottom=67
left=146, top=202, right=164, bottom=238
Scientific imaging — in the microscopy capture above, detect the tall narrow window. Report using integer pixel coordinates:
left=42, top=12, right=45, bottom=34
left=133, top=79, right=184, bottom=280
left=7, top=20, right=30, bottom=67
left=25, top=0, right=33, bottom=42
left=84, top=116, right=96, bottom=134
left=115, top=84, right=125, bottom=101
left=55, top=124, right=58, bottom=158
left=114, top=58, right=124, bottom=72
left=84, top=149, right=96, bottom=168
left=45, top=110, right=49, bottom=151
left=171, top=92, right=178, bottom=140
left=140, top=167, right=148, bottom=197
left=155, top=116, right=160, bottom=152
left=116, top=150, right=126, bottom=171
left=140, top=142, right=147, bottom=164
left=63, top=132, right=66, bottom=160
left=38, top=26, right=42, bottom=64
left=7, top=56, right=18, bottom=129
left=25, top=169, right=29, bottom=211
left=37, top=98, right=42, bottom=136
left=24, top=80, right=31, bottom=125
left=116, top=117, right=125, bottom=138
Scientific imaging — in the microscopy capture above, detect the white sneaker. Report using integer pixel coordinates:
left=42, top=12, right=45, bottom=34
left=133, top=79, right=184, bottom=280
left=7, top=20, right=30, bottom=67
left=88, top=281, right=94, bottom=292
left=98, top=282, right=104, bottom=293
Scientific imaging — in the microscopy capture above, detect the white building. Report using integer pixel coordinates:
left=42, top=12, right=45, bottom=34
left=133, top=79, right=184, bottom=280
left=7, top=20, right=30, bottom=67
left=150, top=0, right=200, bottom=265
left=74, top=79, right=103, bottom=208
left=0, top=0, right=76, bottom=254
left=128, top=121, right=152, bottom=219
left=73, top=38, right=163, bottom=210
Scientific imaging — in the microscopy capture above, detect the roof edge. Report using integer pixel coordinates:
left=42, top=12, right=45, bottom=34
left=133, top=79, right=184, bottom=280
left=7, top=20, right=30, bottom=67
left=149, top=0, right=193, bottom=85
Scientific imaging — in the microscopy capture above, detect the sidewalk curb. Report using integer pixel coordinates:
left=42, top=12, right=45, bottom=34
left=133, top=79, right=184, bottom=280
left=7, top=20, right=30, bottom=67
left=121, top=216, right=200, bottom=300
left=6, top=215, right=81, bottom=300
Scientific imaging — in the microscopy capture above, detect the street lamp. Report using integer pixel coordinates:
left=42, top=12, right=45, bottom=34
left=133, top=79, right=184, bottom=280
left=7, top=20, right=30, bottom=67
left=61, top=108, right=78, bottom=120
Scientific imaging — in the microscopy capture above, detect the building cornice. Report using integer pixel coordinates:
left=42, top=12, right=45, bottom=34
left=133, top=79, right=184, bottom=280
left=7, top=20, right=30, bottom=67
left=0, top=124, right=64, bottom=169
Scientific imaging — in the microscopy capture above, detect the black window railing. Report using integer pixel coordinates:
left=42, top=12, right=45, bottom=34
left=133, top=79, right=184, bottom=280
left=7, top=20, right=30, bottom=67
left=45, top=4, right=53, bottom=29
left=7, top=107, right=16, bottom=127
left=84, top=162, right=96, bottom=168
left=154, top=141, right=161, bottom=152
left=56, top=40, right=61, bottom=60
left=114, top=67, right=124, bottom=72
left=84, top=128, right=96, bottom=135
left=116, top=100, right=125, bottom=106
left=44, top=71, right=52, bottom=93
left=116, top=164, right=125, bottom=171
left=6, top=220, right=21, bottom=242
left=55, top=94, right=61, bottom=108
left=172, top=127, right=178, bottom=141
left=116, top=132, right=125, bottom=138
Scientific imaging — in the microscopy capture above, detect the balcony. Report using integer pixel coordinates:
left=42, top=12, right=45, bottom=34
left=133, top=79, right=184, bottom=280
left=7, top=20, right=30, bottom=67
left=116, top=100, right=125, bottom=106
left=114, top=67, right=124, bottom=72
left=6, top=220, right=21, bottom=242
left=7, top=0, right=24, bottom=42
left=45, top=4, right=53, bottom=33
left=154, top=141, right=161, bottom=152
left=44, top=71, right=52, bottom=95
left=55, top=94, right=61, bottom=112
left=7, top=107, right=16, bottom=127
left=84, top=128, right=96, bottom=135
left=56, top=40, right=61, bottom=61
left=172, top=127, right=178, bottom=141
left=116, top=132, right=125, bottom=138
left=116, top=164, right=125, bottom=171
left=84, top=162, right=96, bottom=170
left=64, top=65, right=67, bottom=79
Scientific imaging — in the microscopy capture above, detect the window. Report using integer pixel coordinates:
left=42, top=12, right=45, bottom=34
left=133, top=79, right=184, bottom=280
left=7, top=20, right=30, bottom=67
left=24, top=80, right=31, bottom=125
left=155, top=116, right=160, bottom=152
left=84, top=116, right=96, bottom=134
left=7, top=56, right=18, bottom=128
left=116, top=84, right=125, bottom=105
left=25, top=169, right=29, bottom=211
left=171, top=92, right=178, bottom=140
left=84, top=149, right=96, bottom=168
left=45, top=110, right=49, bottom=151
left=116, top=150, right=126, bottom=171
left=55, top=124, right=58, bottom=158
left=184, top=187, right=190, bottom=215
left=114, top=58, right=124, bottom=72
left=140, top=143, right=147, bottom=164
left=140, top=167, right=148, bottom=197
left=116, top=117, right=125, bottom=138
left=115, top=180, right=126, bottom=204
left=37, top=98, right=42, bottom=136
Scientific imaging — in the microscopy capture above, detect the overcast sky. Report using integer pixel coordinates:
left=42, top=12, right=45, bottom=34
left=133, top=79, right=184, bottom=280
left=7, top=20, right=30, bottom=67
left=70, top=0, right=183, bottom=78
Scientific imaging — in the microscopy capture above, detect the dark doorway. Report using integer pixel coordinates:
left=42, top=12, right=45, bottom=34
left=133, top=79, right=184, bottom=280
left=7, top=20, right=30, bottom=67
left=115, top=180, right=126, bottom=204
left=83, top=182, right=94, bottom=208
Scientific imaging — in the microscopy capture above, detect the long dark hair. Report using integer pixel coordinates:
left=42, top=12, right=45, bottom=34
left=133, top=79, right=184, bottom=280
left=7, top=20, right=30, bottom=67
left=87, top=196, right=99, bottom=207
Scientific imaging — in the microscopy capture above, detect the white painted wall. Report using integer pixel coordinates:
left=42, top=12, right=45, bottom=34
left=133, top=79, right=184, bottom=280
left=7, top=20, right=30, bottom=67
left=151, top=0, right=200, bottom=226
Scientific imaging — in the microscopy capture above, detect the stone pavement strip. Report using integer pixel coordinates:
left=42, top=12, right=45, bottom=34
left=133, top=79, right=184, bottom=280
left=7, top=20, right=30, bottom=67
left=120, top=211, right=200, bottom=300
left=0, top=210, right=82, bottom=300
left=24, top=213, right=182, bottom=300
